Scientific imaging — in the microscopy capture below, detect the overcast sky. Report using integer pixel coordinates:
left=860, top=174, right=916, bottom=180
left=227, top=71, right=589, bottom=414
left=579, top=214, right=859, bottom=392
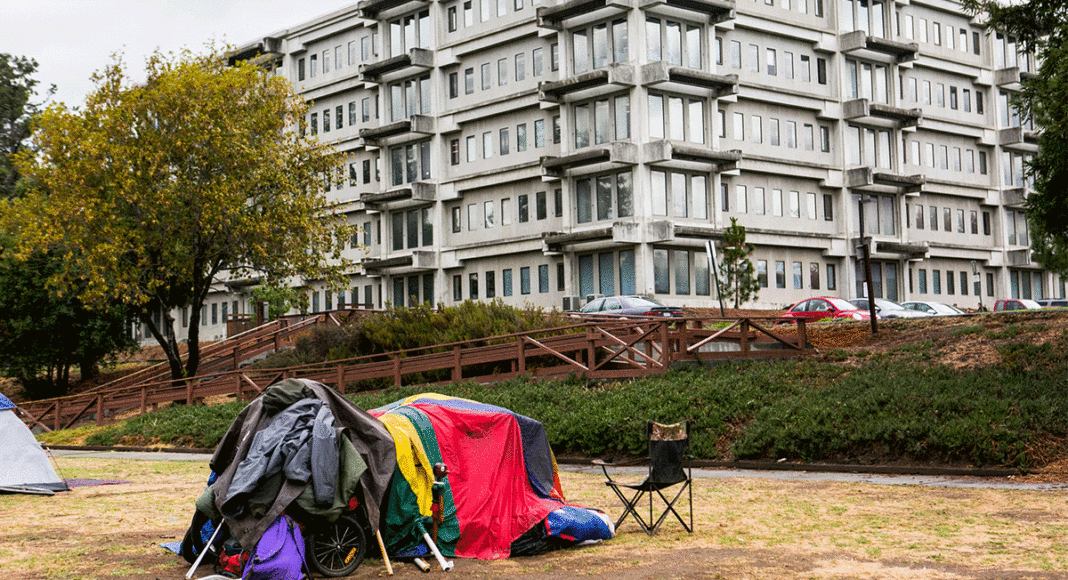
left=1, top=0, right=353, bottom=108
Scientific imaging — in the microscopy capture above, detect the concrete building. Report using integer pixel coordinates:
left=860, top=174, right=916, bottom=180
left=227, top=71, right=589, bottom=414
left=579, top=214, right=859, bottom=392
left=153, top=0, right=1065, bottom=342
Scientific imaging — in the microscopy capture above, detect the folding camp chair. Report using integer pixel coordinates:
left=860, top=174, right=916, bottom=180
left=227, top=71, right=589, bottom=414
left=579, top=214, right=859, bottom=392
left=592, top=421, right=692, bottom=535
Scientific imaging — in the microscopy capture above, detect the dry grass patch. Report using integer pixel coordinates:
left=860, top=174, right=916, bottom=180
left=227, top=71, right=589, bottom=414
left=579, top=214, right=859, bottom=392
left=1, top=458, right=1066, bottom=580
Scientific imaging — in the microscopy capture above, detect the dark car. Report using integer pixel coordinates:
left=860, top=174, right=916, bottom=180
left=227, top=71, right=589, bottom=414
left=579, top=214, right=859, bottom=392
left=780, top=297, right=871, bottom=323
left=993, top=299, right=1043, bottom=312
left=850, top=298, right=933, bottom=319
left=579, top=295, right=684, bottom=317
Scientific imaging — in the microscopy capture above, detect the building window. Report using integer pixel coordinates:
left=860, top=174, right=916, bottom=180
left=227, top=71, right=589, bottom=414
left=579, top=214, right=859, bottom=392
left=645, top=18, right=701, bottom=68
left=576, top=171, right=633, bottom=223
left=572, top=19, right=628, bottom=74
left=648, top=93, right=705, bottom=143
left=469, top=273, right=479, bottom=299
left=520, top=267, right=531, bottom=294
left=389, top=141, right=431, bottom=186
left=389, top=10, right=431, bottom=57
left=481, top=63, right=491, bottom=90
left=389, top=75, right=431, bottom=123
left=533, top=47, right=544, bottom=76
left=649, top=170, right=707, bottom=218
left=503, top=269, right=513, bottom=296
left=297, top=58, right=305, bottom=81
left=775, top=261, right=786, bottom=288
left=539, top=264, right=549, bottom=293
left=518, top=194, right=529, bottom=223
left=574, top=96, right=630, bottom=147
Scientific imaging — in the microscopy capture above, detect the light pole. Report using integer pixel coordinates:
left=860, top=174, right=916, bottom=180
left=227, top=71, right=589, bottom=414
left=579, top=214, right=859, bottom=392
left=972, top=260, right=982, bottom=311
left=857, top=194, right=878, bottom=333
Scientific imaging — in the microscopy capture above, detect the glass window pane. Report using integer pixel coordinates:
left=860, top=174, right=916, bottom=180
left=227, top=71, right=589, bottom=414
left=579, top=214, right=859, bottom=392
left=613, top=20, right=628, bottom=63
left=666, top=21, right=682, bottom=65
left=620, top=250, right=636, bottom=295
left=654, top=249, right=670, bottom=294
left=576, top=178, right=593, bottom=223
left=594, top=99, right=610, bottom=144
left=593, top=23, right=609, bottom=69
left=573, top=29, right=589, bottom=73
left=649, top=95, right=664, bottom=139
left=615, top=95, right=630, bottom=140
left=651, top=170, right=667, bottom=215
left=596, top=175, right=614, bottom=220
left=674, top=251, right=690, bottom=294
left=692, top=175, right=707, bottom=219
left=671, top=172, right=687, bottom=217
left=669, top=97, right=685, bottom=141
left=686, top=25, right=701, bottom=69
left=617, top=171, right=633, bottom=217
left=599, top=253, right=615, bottom=296
left=646, top=18, right=662, bottom=61
left=688, top=100, right=704, bottom=143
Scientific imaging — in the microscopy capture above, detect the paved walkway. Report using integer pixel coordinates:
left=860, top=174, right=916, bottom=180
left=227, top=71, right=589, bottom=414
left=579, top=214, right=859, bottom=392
left=51, top=449, right=1067, bottom=491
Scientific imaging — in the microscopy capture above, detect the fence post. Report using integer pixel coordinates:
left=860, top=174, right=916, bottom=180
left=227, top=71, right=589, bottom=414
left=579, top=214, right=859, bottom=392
left=453, top=345, right=462, bottom=382
left=235, top=375, right=243, bottom=402
left=797, top=319, right=808, bottom=349
left=54, top=399, right=61, bottom=432
left=185, top=378, right=194, bottom=405
left=586, top=326, right=595, bottom=374
left=336, top=364, right=345, bottom=394
left=233, top=345, right=240, bottom=370
left=140, top=387, right=147, bottom=415
left=516, top=338, right=525, bottom=375
left=393, top=355, right=402, bottom=387
left=660, top=320, right=671, bottom=370
left=740, top=319, right=750, bottom=355
left=96, top=395, right=104, bottom=425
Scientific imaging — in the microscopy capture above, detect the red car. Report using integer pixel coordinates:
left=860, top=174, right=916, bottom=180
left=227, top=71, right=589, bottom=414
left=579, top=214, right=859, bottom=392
left=993, top=299, right=1042, bottom=312
left=780, top=297, right=872, bottom=323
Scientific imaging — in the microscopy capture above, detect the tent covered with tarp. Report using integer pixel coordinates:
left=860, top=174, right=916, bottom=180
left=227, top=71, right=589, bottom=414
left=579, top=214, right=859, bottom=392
left=0, top=393, right=69, bottom=494
left=371, top=393, right=584, bottom=559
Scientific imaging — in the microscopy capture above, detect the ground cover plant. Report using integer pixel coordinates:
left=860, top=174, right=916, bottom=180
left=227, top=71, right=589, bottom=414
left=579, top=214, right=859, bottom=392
left=1, top=456, right=1065, bottom=580
left=69, top=328, right=1068, bottom=470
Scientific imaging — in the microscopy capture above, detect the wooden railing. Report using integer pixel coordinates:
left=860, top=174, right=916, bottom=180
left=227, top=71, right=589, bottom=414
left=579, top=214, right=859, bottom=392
left=18, top=316, right=811, bottom=432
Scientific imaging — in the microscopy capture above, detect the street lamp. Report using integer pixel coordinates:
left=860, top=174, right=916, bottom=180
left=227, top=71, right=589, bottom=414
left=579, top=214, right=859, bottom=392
left=857, top=194, right=878, bottom=333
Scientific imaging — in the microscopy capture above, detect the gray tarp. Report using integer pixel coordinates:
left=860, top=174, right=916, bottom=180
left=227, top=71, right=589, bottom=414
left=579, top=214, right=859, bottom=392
left=209, top=379, right=396, bottom=549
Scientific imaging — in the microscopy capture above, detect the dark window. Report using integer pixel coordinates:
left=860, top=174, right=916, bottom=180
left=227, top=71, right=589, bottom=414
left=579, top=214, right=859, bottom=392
left=449, top=72, right=458, bottom=98
left=823, top=193, right=833, bottom=221
left=817, top=58, right=827, bottom=85
left=518, top=194, right=529, bottom=223
left=536, top=191, right=547, bottom=220
left=453, top=275, right=462, bottom=301
left=451, top=139, right=460, bottom=165
left=557, top=263, right=565, bottom=291
left=298, top=58, right=305, bottom=81
left=554, top=189, right=563, bottom=217
left=469, top=273, right=479, bottom=299
left=982, top=211, right=991, bottom=235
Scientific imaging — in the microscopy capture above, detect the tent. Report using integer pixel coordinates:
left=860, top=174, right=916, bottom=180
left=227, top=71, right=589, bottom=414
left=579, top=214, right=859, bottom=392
left=0, top=393, right=69, bottom=495
left=192, top=381, right=610, bottom=573
left=370, top=393, right=589, bottom=560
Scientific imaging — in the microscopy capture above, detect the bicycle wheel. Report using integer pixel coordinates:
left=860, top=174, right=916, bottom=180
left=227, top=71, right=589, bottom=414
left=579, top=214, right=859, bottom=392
left=306, top=515, right=367, bottom=577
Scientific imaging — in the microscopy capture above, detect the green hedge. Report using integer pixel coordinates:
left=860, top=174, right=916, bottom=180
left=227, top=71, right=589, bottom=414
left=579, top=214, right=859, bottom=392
left=84, top=343, right=1068, bottom=468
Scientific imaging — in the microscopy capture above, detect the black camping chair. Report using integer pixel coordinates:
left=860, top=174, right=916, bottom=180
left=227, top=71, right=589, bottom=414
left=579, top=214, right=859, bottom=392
left=592, top=421, right=693, bottom=535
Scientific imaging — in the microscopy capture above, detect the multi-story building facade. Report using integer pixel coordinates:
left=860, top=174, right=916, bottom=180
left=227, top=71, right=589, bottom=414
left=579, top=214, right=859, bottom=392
left=154, top=0, right=1065, bottom=342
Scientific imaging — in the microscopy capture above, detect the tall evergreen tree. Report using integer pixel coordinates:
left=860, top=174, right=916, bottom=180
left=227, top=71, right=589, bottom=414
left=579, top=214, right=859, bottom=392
left=719, top=217, right=760, bottom=308
left=0, top=54, right=51, bottom=199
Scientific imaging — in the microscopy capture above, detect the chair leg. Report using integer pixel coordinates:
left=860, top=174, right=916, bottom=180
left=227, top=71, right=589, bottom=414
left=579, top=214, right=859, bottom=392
left=605, top=484, right=652, bottom=534
left=649, top=481, right=692, bottom=535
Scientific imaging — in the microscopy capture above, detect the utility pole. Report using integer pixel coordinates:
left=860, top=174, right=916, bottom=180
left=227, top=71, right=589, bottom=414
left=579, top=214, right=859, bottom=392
left=857, top=195, right=878, bottom=333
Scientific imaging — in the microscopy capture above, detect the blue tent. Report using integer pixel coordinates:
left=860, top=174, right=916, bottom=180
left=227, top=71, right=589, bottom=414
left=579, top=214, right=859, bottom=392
left=0, top=393, right=68, bottom=494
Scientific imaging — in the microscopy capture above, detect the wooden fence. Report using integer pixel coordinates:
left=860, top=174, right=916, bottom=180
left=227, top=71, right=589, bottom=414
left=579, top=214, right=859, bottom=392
left=18, top=316, right=811, bottom=432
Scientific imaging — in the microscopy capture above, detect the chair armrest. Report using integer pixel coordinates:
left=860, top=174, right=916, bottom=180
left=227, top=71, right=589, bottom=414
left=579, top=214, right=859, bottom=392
left=592, top=457, right=647, bottom=467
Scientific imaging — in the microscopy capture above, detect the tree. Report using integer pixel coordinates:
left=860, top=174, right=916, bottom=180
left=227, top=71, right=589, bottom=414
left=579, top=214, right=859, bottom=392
left=718, top=217, right=760, bottom=309
left=7, top=48, right=351, bottom=382
left=0, top=234, right=137, bottom=399
left=0, top=54, right=52, bottom=199
left=962, top=1, right=1068, bottom=276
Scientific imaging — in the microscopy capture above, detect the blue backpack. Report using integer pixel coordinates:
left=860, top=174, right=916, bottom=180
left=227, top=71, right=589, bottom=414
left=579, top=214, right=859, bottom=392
left=242, top=515, right=306, bottom=580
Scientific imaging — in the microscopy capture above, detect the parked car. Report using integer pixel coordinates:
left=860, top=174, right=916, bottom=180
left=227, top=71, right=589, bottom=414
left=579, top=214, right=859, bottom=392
left=579, top=295, right=684, bottom=318
left=849, top=298, right=933, bottom=319
left=900, top=301, right=966, bottom=316
left=993, top=299, right=1043, bottom=312
left=780, top=297, right=871, bottom=323
left=1035, top=299, right=1068, bottom=309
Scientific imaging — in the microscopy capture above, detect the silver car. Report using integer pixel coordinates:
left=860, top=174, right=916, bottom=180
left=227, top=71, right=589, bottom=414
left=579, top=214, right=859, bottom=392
left=901, top=301, right=966, bottom=316
left=850, top=298, right=933, bottom=319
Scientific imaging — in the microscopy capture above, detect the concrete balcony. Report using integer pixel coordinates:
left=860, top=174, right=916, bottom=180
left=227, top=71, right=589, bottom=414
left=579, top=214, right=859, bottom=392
left=359, top=115, right=435, bottom=146
left=994, top=66, right=1037, bottom=90
left=639, top=0, right=734, bottom=24
left=843, top=98, right=922, bottom=128
left=362, top=250, right=437, bottom=273
left=641, top=63, right=737, bottom=98
left=540, top=142, right=639, bottom=178
left=644, top=141, right=741, bottom=172
left=358, top=48, right=433, bottom=84
left=357, top=0, right=429, bottom=19
left=839, top=30, right=918, bottom=63
left=846, top=166, right=925, bottom=194
left=1002, top=186, right=1027, bottom=209
left=998, top=126, right=1040, bottom=154
left=538, top=64, right=635, bottom=103
left=873, top=240, right=929, bottom=259
left=360, top=182, right=437, bottom=210
left=536, top=0, right=634, bottom=30
left=1006, top=249, right=1032, bottom=266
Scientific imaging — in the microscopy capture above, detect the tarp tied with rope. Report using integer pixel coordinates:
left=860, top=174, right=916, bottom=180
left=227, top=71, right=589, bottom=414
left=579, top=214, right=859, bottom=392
left=370, top=394, right=567, bottom=559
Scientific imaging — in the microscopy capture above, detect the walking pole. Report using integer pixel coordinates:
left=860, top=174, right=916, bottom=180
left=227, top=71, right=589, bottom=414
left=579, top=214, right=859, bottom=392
left=376, top=529, right=394, bottom=576
left=186, top=522, right=224, bottom=579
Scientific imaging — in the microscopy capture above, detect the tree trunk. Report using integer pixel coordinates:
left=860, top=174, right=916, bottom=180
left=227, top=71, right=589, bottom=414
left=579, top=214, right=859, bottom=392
left=140, top=311, right=185, bottom=381
left=185, top=302, right=203, bottom=380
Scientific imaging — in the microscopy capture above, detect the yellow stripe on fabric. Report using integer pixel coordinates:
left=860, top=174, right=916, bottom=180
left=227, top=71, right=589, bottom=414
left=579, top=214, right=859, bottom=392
left=378, top=413, right=435, bottom=517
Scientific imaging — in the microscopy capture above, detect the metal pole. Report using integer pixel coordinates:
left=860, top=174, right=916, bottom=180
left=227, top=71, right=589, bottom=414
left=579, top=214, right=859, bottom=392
left=706, top=240, right=726, bottom=317
left=857, top=196, right=878, bottom=333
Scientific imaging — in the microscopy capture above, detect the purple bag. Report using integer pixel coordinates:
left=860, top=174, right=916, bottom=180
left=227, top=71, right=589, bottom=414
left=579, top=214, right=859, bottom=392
left=242, top=514, right=306, bottom=580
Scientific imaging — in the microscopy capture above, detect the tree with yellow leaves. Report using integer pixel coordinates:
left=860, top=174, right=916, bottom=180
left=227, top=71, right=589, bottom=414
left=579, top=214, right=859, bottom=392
left=7, top=47, right=351, bottom=381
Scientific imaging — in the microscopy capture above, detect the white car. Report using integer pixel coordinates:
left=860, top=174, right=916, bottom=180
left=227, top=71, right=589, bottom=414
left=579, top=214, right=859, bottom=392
left=900, top=301, right=966, bottom=316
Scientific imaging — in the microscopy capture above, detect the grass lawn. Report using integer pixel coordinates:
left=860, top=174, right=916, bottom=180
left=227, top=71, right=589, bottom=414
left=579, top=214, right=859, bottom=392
left=1, top=456, right=1065, bottom=579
